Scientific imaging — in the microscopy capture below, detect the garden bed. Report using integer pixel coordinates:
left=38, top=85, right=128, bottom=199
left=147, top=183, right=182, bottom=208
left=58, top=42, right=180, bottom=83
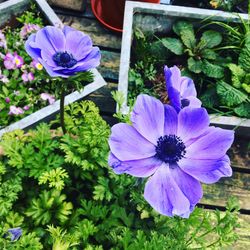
left=0, top=0, right=106, bottom=136
left=118, top=1, right=250, bottom=135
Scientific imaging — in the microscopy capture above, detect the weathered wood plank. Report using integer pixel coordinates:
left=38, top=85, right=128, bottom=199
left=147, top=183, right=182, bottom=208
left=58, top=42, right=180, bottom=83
left=99, top=51, right=120, bottom=80
left=202, top=172, right=250, bottom=211
left=229, top=137, right=250, bottom=170
left=59, top=14, right=122, bottom=49
left=84, top=82, right=117, bottom=114
left=235, top=214, right=250, bottom=249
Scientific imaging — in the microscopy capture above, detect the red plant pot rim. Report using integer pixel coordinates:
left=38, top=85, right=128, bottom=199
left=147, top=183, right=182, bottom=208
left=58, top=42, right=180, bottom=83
left=91, top=0, right=123, bottom=33
left=91, top=0, right=161, bottom=33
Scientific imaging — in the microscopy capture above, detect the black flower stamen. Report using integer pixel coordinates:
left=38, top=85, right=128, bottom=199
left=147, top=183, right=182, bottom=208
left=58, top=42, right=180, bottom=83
left=53, top=51, right=77, bottom=68
left=155, top=135, right=186, bottom=163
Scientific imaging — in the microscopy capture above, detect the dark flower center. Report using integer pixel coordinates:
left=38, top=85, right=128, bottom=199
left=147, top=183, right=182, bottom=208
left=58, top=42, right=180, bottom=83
left=181, top=98, right=190, bottom=108
left=155, top=135, right=186, bottom=163
left=53, top=51, right=77, bottom=68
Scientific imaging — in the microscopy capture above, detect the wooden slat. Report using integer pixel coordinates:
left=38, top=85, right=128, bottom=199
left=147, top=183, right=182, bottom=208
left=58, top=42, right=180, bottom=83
left=99, top=51, right=120, bottom=80
left=228, top=137, right=250, bottom=170
left=235, top=214, right=250, bottom=249
left=202, top=172, right=250, bottom=211
left=84, top=82, right=117, bottom=114
left=60, top=14, right=122, bottom=49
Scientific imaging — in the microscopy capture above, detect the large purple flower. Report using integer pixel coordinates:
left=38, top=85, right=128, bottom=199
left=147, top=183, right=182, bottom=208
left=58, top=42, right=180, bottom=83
left=25, top=26, right=100, bottom=78
left=165, top=65, right=201, bottom=113
left=109, top=94, right=234, bottom=218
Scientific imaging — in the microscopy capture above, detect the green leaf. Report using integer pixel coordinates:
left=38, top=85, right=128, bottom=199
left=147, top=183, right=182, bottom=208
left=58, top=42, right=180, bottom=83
left=201, top=49, right=218, bottom=60
left=216, top=81, right=248, bottom=107
left=173, top=21, right=194, bottom=36
left=173, top=21, right=196, bottom=49
left=200, top=88, right=219, bottom=108
left=202, top=60, right=224, bottom=79
left=161, top=38, right=184, bottom=55
left=239, top=45, right=250, bottom=72
left=234, top=103, right=250, bottom=118
left=199, top=30, right=222, bottom=49
left=227, top=63, right=245, bottom=88
left=188, top=57, right=203, bottom=73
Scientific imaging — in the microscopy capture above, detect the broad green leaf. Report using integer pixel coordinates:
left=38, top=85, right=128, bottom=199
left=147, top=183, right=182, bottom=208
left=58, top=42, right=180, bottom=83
left=227, top=63, right=245, bottom=88
left=234, top=103, right=250, bottom=118
left=202, top=60, right=224, bottom=79
left=2, top=86, right=9, bottom=96
left=200, top=88, right=219, bottom=109
left=242, top=83, right=250, bottom=93
left=198, top=30, right=222, bottom=49
left=201, top=49, right=218, bottom=60
left=188, top=57, right=203, bottom=73
left=161, top=38, right=184, bottom=55
left=173, top=21, right=196, bottom=49
left=216, top=81, right=248, bottom=107
left=239, top=45, right=250, bottom=72
left=173, top=21, right=194, bottom=36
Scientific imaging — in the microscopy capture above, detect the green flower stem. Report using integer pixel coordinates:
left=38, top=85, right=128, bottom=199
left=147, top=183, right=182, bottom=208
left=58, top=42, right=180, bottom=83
left=60, top=87, right=67, bottom=134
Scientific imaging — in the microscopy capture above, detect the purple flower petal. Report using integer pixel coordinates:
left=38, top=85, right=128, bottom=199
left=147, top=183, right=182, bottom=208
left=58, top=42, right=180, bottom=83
left=36, top=26, right=65, bottom=53
left=25, top=34, right=41, bottom=61
left=62, top=26, right=75, bottom=36
left=170, top=164, right=203, bottom=207
left=144, top=164, right=191, bottom=217
left=179, top=155, right=232, bottom=184
left=41, top=49, right=57, bottom=67
left=164, top=104, right=178, bottom=135
left=108, top=153, right=161, bottom=177
left=185, top=96, right=202, bottom=108
left=186, top=127, right=234, bottom=160
left=177, top=107, right=210, bottom=142
left=109, top=123, right=156, bottom=161
left=165, top=65, right=182, bottom=90
left=168, top=86, right=181, bottom=113
left=180, top=77, right=197, bottom=97
left=131, top=94, right=164, bottom=145
left=38, top=58, right=66, bottom=78
left=65, top=31, right=93, bottom=61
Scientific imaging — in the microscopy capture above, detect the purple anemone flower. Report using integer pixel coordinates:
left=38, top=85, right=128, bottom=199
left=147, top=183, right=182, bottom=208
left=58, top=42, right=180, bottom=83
left=164, top=65, right=201, bottom=113
left=109, top=94, right=234, bottom=218
left=7, top=227, right=22, bottom=241
left=25, top=25, right=101, bottom=78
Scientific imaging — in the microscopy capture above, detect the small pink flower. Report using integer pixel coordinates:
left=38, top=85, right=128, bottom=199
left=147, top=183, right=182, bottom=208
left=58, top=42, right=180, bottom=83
left=4, top=52, right=24, bottom=70
left=5, top=97, right=10, bottom=103
left=8, top=106, right=24, bottom=115
left=41, top=93, right=55, bottom=105
left=0, top=69, right=9, bottom=83
left=14, top=90, right=20, bottom=96
left=20, top=23, right=40, bottom=39
left=23, top=105, right=30, bottom=111
left=30, top=60, right=43, bottom=70
left=22, top=72, right=34, bottom=82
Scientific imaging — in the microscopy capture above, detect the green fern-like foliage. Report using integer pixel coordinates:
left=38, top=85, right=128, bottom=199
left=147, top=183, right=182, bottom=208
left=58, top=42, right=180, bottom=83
left=26, top=189, right=73, bottom=226
left=60, top=101, right=110, bottom=172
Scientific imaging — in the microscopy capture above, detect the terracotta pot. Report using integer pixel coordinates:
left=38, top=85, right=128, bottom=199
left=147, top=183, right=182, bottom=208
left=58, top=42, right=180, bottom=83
left=91, top=0, right=160, bottom=32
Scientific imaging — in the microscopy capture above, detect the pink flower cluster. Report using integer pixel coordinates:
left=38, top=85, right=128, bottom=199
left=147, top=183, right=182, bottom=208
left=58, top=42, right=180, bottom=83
left=4, top=52, right=24, bottom=70
left=22, top=72, right=34, bottom=82
left=40, top=93, right=55, bottom=105
left=20, top=23, right=40, bottom=39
